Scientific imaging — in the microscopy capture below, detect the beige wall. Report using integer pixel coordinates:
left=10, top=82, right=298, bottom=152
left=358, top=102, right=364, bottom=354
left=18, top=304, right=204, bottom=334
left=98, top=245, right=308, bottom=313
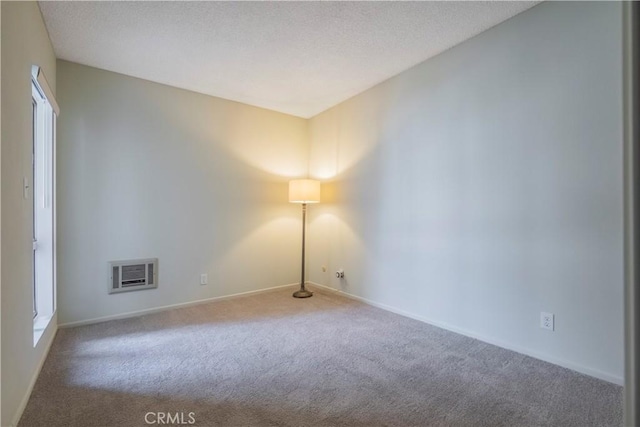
left=307, top=1, right=624, bottom=383
left=1, top=2, right=58, bottom=426
left=56, top=61, right=309, bottom=325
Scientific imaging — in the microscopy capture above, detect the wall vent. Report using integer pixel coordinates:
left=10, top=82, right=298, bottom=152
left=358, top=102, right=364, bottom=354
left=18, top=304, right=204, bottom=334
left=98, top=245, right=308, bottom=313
left=109, top=258, right=158, bottom=294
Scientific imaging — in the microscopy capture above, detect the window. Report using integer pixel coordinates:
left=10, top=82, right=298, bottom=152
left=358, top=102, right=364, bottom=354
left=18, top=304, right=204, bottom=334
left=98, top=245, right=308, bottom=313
left=31, top=66, right=58, bottom=345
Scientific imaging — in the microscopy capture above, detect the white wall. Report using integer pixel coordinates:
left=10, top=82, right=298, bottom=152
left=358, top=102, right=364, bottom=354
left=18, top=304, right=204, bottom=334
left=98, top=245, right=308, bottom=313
left=56, top=61, right=308, bottom=325
left=1, top=2, right=58, bottom=425
left=307, top=1, right=624, bottom=383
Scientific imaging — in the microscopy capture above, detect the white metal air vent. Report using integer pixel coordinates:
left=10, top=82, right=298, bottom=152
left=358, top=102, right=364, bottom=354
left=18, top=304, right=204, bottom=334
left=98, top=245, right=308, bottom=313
left=109, top=258, right=158, bottom=294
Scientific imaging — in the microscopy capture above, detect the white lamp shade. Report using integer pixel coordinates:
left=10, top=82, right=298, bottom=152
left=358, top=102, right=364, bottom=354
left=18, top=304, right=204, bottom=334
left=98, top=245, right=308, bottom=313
left=289, top=179, right=321, bottom=203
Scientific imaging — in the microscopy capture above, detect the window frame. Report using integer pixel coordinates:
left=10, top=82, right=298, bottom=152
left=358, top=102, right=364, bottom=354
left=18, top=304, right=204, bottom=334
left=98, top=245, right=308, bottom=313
left=31, top=66, right=58, bottom=345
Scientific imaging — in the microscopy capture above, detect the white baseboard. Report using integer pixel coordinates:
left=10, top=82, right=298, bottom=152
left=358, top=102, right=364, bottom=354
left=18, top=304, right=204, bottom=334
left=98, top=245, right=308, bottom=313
left=307, top=282, right=623, bottom=386
left=11, top=321, right=59, bottom=427
left=57, top=279, right=623, bottom=385
left=59, top=283, right=299, bottom=328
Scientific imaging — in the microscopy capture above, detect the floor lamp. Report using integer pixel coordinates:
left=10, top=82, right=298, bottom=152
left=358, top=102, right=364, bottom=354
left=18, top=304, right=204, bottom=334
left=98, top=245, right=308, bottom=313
left=289, top=179, right=321, bottom=298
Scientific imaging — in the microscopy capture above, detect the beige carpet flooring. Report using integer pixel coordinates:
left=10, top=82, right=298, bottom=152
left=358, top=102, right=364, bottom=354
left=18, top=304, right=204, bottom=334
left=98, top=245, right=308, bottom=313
left=18, top=286, right=622, bottom=426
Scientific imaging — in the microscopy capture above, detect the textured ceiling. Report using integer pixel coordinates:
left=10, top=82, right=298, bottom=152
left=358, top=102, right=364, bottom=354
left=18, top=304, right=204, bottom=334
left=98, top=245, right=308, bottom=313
left=39, top=1, right=540, bottom=118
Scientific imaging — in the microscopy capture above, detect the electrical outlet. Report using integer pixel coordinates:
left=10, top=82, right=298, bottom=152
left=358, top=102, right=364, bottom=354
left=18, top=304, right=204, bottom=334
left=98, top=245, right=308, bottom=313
left=322, top=265, right=327, bottom=272
left=540, top=312, right=554, bottom=331
left=200, top=274, right=208, bottom=285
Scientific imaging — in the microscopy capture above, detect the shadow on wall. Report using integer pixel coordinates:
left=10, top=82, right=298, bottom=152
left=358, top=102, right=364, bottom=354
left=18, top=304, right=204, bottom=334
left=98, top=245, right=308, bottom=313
left=56, top=61, right=310, bottom=324
left=225, top=103, right=309, bottom=179
left=306, top=147, right=389, bottom=299
left=305, top=78, right=400, bottom=298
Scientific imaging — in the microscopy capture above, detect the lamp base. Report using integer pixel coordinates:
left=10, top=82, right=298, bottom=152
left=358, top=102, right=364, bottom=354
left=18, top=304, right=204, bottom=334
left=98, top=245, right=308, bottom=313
left=293, top=289, right=313, bottom=298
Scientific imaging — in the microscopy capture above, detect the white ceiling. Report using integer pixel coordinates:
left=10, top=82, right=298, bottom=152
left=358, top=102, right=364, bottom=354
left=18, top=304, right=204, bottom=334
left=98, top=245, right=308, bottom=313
left=39, top=1, right=540, bottom=119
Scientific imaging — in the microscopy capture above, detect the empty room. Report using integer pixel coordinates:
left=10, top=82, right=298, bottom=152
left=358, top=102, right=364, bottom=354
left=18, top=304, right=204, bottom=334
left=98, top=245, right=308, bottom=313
left=2, top=1, right=640, bottom=426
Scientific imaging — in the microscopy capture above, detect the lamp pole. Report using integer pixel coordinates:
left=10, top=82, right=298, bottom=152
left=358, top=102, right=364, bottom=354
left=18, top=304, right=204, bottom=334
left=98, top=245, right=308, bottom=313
left=293, top=202, right=312, bottom=298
